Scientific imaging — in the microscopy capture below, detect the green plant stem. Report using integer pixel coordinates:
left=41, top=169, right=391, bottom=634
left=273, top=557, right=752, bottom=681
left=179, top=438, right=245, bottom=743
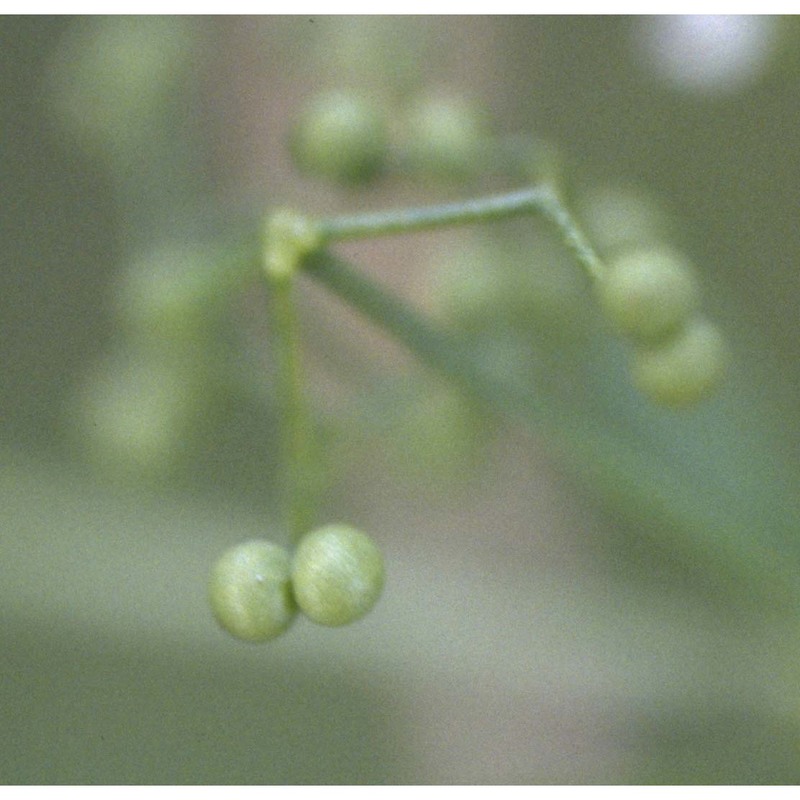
left=300, top=248, right=800, bottom=615
left=269, top=276, right=315, bottom=544
left=259, top=188, right=799, bottom=616
left=316, top=185, right=606, bottom=283
left=301, top=249, right=536, bottom=421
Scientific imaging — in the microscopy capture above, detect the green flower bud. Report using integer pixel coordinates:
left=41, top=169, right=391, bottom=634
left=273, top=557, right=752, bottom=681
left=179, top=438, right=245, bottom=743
left=577, top=184, right=673, bottom=255
left=209, top=540, right=297, bottom=642
left=598, top=246, right=700, bottom=344
left=290, top=91, right=388, bottom=185
left=631, top=318, right=728, bottom=408
left=291, top=524, right=385, bottom=627
left=76, top=350, right=203, bottom=476
left=404, top=94, right=488, bottom=179
left=115, top=243, right=233, bottom=346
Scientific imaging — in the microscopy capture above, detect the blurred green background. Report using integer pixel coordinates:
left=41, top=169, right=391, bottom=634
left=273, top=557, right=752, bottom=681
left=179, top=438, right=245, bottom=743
left=3, top=16, right=800, bottom=784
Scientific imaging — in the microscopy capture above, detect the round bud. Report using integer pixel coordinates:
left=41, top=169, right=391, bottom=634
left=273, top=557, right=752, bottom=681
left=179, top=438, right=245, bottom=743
left=598, top=246, right=700, bottom=344
left=50, top=17, right=194, bottom=156
left=115, top=243, right=230, bottom=346
left=404, top=94, right=487, bottom=179
left=209, top=540, right=296, bottom=642
left=289, top=91, right=388, bottom=185
left=631, top=318, right=728, bottom=408
left=76, top=350, right=202, bottom=476
left=576, top=184, right=673, bottom=255
left=291, top=524, right=385, bottom=627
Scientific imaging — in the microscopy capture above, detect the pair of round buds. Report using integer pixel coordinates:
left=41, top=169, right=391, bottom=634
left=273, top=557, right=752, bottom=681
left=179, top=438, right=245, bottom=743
left=596, top=246, right=728, bottom=408
left=209, top=524, right=385, bottom=643
left=289, top=90, right=487, bottom=186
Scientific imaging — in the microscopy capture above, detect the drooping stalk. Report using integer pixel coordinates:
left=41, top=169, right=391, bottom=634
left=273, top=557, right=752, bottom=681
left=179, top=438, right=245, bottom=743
left=268, top=273, right=316, bottom=545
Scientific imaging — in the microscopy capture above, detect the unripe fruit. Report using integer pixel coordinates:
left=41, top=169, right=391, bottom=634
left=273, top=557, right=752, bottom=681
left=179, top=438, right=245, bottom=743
left=404, top=94, right=487, bottom=179
left=78, top=350, right=202, bottom=475
left=115, top=243, right=228, bottom=345
left=290, top=91, right=388, bottom=185
left=291, top=524, right=385, bottom=627
left=631, top=318, right=728, bottom=408
left=598, top=246, right=700, bottom=344
left=209, top=540, right=296, bottom=642
left=577, top=185, right=672, bottom=255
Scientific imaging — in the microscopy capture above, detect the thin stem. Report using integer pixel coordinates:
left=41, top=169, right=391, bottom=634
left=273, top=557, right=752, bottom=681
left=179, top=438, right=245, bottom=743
left=318, top=186, right=551, bottom=239
left=316, top=185, right=606, bottom=283
left=270, top=276, right=316, bottom=544
left=300, top=249, right=537, bottom=422
left=265, top=187, right=800, bottom=615
left=535, top=191, right=607, bottom=284
left=300, top=248, right=800, bottom=614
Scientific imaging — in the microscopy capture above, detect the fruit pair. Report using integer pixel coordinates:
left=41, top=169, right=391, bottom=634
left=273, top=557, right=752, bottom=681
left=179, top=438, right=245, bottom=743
left=209, top=524, right=385, bottom=643
left=596, top=246, right=727, bottom=408
left=289, top=90, right=488, bottom=186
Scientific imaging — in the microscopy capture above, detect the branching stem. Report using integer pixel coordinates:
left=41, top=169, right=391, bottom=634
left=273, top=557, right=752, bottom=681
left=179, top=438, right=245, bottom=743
left=260, top=186, right=800, bottom=613
left=317, top=184, right=606, bottom=283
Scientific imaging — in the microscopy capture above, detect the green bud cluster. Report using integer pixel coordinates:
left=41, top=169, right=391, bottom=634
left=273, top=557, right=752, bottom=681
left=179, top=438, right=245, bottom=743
left=289, top=89, right=499, bottom=186
left=75, top=242, right=252, bottom=476
left=596, top=245, right=727, bottom=408
left=209, top=524, right=385, bottom=642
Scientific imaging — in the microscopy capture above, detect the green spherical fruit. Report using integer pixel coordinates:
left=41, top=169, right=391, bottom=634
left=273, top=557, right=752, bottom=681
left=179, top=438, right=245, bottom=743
left=291, top=524, right=385, bottom=627
left=577, top=184, right=673, bottom=255
left=290, top=91, right=388, bottom=185
left=78, top=350, right=202, bottom=476
left=598, top=247, right=700, bottom=344
left=631, top=318, right=728, bottom=408
left=404, top=94, right=487, bottom=179
left=209, top=540, right=297, bottom=642
left=116, top=244, right=228, bottom=346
